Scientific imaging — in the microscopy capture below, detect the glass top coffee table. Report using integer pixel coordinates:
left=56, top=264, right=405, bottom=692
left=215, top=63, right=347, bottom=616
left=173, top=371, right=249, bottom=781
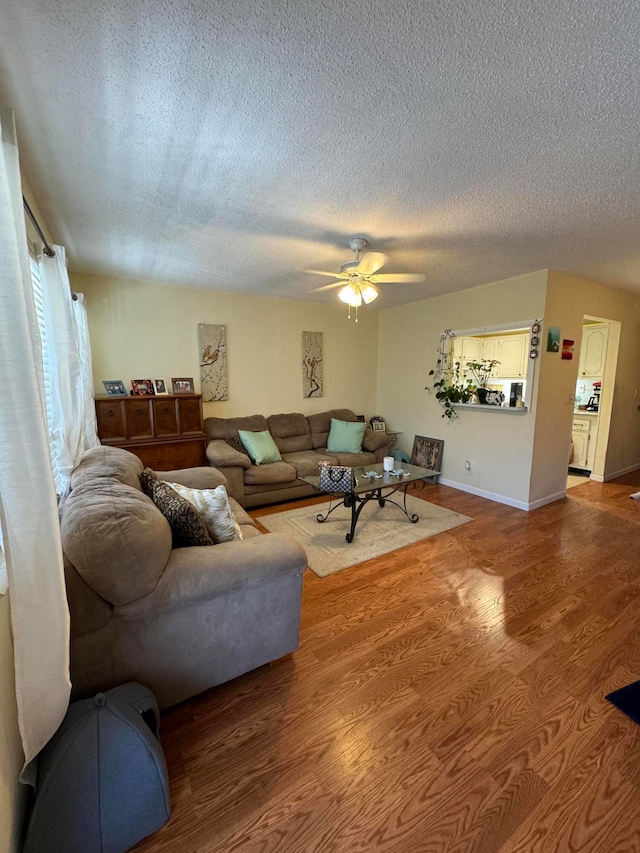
left=301, top=462, right=440, bottom=543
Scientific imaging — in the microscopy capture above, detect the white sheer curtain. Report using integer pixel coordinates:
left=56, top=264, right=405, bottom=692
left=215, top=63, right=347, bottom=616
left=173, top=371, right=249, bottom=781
left=0, top=108, right=70, bottom=782
left=39, top=249, right=98, bottom=495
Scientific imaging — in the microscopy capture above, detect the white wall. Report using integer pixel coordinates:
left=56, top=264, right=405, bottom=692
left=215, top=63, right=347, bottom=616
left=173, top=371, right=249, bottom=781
left=377, top=271, right=548, bottom=508
left=73, top=273, right=379, bottom=420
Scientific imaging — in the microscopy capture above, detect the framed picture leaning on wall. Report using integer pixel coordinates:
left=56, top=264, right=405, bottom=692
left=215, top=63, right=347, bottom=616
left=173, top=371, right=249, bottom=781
left=411, top=436, right=444, bottom=472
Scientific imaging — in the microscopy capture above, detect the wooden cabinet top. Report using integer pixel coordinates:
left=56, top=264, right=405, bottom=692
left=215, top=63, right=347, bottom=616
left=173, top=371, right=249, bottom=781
left=95, top=393, right=202, bottom=400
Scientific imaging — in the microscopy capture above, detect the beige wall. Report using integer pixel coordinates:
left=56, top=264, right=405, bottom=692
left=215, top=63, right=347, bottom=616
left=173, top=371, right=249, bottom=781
left=377, top=271, right=548, bottom=508
left=72, top=273, right=379, bottom=420
left=529, top=272, right=640, bottom=502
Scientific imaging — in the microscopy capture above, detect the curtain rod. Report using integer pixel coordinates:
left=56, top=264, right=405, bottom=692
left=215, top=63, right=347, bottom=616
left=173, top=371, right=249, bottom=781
left=23, top=196, right=55, bottom=257
left=23, top=195, right=78, bottom=300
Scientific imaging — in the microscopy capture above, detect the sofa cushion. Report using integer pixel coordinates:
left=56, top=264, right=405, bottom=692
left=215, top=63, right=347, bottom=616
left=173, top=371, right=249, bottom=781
left=327, top=451, right=377, bottom=467
left=244, top=461, right=298, bottom=485
left=362, top=428, right=390, bottom=453
left=203, top=414, right=268, bottom=442
left=267, top=413, right=313, bottom=454
left=149, top=480, right=214, bottom=548
left=238, top=429, right=282, bottom=465
left=281, top=449, right=338, bottom=477
left=308, top=409, right=357, bottom=450
left=327, top=418, right=367, bottom=453
left=61, top=480, right=172, bottom=606
left=71, top=446, right=144, bottom=491
left=165, top=482, right=243, bottom=544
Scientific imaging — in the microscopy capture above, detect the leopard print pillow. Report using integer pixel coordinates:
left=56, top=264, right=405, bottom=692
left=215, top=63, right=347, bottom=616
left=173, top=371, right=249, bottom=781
left=226, top=435, right=246, bottom=454
left=139, top=467, right=157, bottom=497
left=149, top=479, right=213, bottom=547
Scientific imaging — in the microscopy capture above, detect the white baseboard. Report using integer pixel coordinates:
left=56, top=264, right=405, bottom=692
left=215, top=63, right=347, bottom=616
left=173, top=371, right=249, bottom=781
left=603, top=462, right=640, bottom=482
left=439, top=478, right=529, bottom=510
left=527, top=490, right=568, bottom=509
left=590, top=473, right=604, bottom=482
left=439, top=478, right=567, bottom=512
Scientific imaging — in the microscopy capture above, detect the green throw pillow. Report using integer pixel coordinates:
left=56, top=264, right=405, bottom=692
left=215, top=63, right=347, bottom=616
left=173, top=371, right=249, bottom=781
left=238, top=429, right=282, bottom=465
left=326, top=418, right=367, bottom=454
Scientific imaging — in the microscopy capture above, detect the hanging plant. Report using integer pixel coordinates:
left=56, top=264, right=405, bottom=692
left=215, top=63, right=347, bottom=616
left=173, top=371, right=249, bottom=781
left=425, top=330, right=475, bottom=419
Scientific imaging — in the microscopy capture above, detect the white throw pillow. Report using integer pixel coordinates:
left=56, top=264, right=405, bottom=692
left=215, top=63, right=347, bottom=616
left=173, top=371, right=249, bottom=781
left=165, top=483, right=243, bottom=544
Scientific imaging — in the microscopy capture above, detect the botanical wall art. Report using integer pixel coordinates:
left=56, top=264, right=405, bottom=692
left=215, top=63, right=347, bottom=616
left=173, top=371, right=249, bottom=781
left=199, top=323, right=228, bottom=401
left=302, top=331, right=323, bottom=397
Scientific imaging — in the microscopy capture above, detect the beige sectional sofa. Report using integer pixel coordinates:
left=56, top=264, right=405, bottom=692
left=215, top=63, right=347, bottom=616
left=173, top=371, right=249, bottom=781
left=60, top=446, right=307, bottom=709
left=204, top=408, right=392, bottom=507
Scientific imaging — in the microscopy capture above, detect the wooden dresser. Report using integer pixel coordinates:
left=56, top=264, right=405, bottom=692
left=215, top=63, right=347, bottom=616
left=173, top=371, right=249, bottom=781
left=95, top=394, right=208, bottom=470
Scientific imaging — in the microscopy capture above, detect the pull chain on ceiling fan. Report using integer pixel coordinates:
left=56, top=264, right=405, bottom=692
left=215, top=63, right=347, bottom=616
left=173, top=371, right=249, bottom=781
left=305, top=237, right=426, bottom=321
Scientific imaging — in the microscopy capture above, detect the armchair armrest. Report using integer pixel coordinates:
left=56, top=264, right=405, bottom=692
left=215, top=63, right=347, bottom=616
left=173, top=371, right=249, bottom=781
left=206, top=439, right=251, bottom=470
left=156, top=466, right=229, bottom=491
left=116, top=533, right=308, bottom=618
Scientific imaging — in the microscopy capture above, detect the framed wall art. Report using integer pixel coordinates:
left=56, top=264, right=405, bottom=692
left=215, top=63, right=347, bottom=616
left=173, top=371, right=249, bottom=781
left=302, top=331, right=323, bottom=397
left=199, top=324, right=228, bottom=401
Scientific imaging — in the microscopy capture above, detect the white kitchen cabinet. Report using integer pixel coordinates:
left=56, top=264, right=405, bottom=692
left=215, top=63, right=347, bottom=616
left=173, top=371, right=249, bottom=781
left=452, top=333, right=529, bottom=379
left=452, top=336, right=483, bottom=369
left=571, top=417, right=591, bottom=469
left=495, top=335, right=528, bottom=378
left=578, top=325, right=608, bottom=378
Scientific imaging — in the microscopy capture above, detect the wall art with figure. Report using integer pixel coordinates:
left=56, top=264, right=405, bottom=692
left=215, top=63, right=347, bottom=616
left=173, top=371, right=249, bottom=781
left=302, top=331, right=323, bottom=397
left=199, top=323, right=228, bottom=401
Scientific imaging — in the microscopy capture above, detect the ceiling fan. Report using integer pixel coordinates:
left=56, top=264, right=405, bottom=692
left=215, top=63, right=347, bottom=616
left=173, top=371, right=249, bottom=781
left=306, top=237, right=426, bottom=320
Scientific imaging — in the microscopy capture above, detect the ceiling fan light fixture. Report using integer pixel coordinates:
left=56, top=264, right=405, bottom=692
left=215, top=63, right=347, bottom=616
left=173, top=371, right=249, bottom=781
left=339, top=283, right=362, bottom=307
left=360, top=282, right=379, bottom=304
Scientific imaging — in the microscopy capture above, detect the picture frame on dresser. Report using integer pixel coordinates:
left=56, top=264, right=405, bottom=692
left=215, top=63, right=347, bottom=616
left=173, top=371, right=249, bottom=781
left=131, top=379, right=155, bottom=396
left=153, top=378, right=168, bottom=395
left=172, top=377, right=194, bottom=393
left=102, top=379, right=127, bottom=396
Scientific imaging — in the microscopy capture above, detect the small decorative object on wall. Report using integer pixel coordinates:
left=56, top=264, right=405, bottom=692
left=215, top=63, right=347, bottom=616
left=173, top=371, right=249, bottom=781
left=131, top=379, right=155, bottom=396
left=199, top=323, right=228, bottom=401
left=302, top=331, right=323, bottom=397
left=102, top=380, right=127, bottom=396
left=172, top=377, right=194, bottom=394
left=562, top=339, right=575, bottom=360
left=547, top=325, right=561, bottom=353
left=529, top=320, right=541, bottom=359
left=411, top=436, right=444, bottom=472
left=153, top=378, right=168, bottom=395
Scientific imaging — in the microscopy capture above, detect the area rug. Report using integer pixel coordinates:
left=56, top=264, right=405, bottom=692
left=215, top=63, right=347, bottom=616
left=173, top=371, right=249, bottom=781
left=606, top=680, right=640, bottom=726
left=257, top=495, right=471, bottom=577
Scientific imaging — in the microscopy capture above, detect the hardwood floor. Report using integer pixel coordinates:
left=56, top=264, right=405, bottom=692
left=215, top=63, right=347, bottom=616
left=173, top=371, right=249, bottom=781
left=133, top=474, right=640, bottom=852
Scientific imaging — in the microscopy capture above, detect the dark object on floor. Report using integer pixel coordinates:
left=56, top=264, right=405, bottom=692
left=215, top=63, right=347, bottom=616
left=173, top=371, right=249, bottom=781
left=568, top=467, right=591, bottom=476
left=23, top=683, right=170, bottom=853
left=606, top=680, right=640, bottom=725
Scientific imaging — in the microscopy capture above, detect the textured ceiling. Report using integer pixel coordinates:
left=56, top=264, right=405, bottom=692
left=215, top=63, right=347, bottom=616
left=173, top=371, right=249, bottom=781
left=2, top=0, right=640, bottom=308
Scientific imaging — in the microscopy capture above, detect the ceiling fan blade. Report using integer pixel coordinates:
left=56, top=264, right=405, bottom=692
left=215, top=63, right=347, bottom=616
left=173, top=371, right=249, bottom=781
left=310, top=280, right=348, bottom=292
left=369, top=273, right=427, bottom=283
left=356, top=252, right=388, bottom=276
left=304, top=269, right=350, bottom=279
